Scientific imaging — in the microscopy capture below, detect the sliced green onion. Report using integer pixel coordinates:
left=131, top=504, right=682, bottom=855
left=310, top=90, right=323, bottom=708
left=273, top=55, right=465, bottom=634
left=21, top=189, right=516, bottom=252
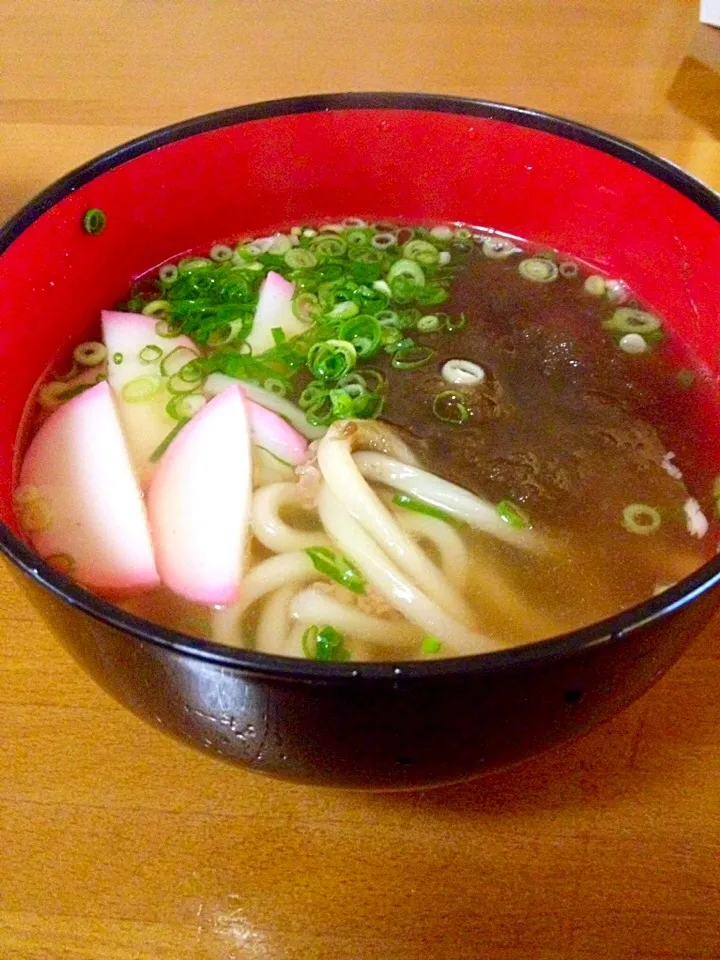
left=339, top=315, right=383, bottom=358
left=482, top=237, right=518, bottom=259
left=302, top=625, right=350, bottom=662
left=327, top=300, right=360, bottom=321
left=160, top=345, right=200, bottom=377
left=155, top=318, right=181, bottom=338
left=38, top=381, right=91, bottom=406
left=518, top=258, right=559, bottom=283
left=559, top=261, right=578, bottom=278
left=345, top=227, right=372, bottom=248
left=167, top=372, right=201, bottom=395
left=371, top=280, right=391, bottom=298
left=622, top=503, right=661, bottom=535
left=305, top=547, right=366, bottom=594
left=159, top=263, right=178, bottom=285
left=402, top=238, right=440, bottom=265
left=353, top=390, right=384, bottom=420
left=603, top=308, right=662, bottom=335
left=432, top=391, right=470, bottom=425
left=305, top=396, right=335, bottom=426
left=271, top=327, right=287, bottom=346
left=309, top=233, right=348, bottom=260
left=299, top=381, right=329, bottom=410
left=112, top=352, right=123, bottom=365
left=292, top=291, right=322, bottom=324
left=496, top=499, right=530, bottom=529
left=82, top=208, right=107, bottom=235
left=166, top=393, right=206, bottom=420
left=307, top=339, right=357, bottom=382
left=268, top=234, right=292, bottom=255
left=430, top=225, right=453, bottom=242
left=355, top=367, right=387, bottom=394
left=393, top=493, right=458, bottom=525
left=207, top=318, right=246, bottom=346
left=210, top=243, right=233, bottom=262
left=371, top=232, right=397, bottom=250
left=328, top=388, right=356, bottom=419
left=263, top=377, right=288, bottom=396
left=417, top=314, right=440, bottom=332
left=179, top=257, right=211, bottom=271
left=121, top=375, right=161, bottom=403
left=421, top=635, right=443, bottom=655
left=391, top=341, right=436, bottom=370
left=56, top=363, right=79, bottom=383
left=139, top=344, right=163, bottom=364
left=178, top=359, right=204, bottom=383
left=285, top=247, right=318, bottom=269
left=73, top=342, right=107, bottom=367
left=149, top=418, right=189, bottom=462
left=142, top=299, right=171, bottom=317
left=583, top=275, right=606, bottom=296
left=387, top=258, right=426, bottom=287
left=415, top=284, right=449, bottom=306
left=377, top=309, right=400, bottom=327
left=445, top=312, right=467, bottom=332
left=618, top=333, right=648, bottom=355
left=442, top=358, right=485, bottom=385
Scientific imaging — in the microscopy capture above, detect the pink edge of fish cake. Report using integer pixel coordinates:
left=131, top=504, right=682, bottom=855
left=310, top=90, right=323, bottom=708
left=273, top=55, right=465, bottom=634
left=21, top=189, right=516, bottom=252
left=18, top=381, right=159, bottom=595
left=147, top=384, right=253, bottom=606
left=247, top=399, right=308, bottom=465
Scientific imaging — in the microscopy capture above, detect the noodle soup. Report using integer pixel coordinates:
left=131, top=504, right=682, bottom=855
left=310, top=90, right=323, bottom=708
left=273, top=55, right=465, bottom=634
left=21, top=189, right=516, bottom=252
left=14, top=222, right=717, bottom=661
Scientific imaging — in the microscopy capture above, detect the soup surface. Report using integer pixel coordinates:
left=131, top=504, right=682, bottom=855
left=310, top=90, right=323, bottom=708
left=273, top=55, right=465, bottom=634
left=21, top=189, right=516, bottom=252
left=14, top=222, right=718, bottom=661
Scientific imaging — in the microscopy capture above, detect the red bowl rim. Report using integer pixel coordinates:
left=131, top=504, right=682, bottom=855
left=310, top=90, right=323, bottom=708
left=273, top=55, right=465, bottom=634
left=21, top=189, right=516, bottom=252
left=2, top=91, right=720, bottom=682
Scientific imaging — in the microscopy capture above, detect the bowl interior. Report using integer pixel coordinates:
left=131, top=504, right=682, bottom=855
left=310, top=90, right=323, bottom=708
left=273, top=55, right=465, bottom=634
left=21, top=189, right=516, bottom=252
left=2, top=98, right=720, bottom=593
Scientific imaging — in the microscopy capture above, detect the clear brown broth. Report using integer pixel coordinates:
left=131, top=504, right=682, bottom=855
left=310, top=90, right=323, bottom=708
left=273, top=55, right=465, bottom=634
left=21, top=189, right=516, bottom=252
left=19, top=229, right=719, bottom=657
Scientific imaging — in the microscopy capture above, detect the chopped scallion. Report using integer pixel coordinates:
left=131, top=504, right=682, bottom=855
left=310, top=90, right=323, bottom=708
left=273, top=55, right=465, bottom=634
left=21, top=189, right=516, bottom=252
left=302, top=624, right=350, bottom=662
left=393, top=493, right=459, bottom=526
left=149, top=418, right=190, bottom=462
left=305, top=546, right=367, bottom=594
left=496, top=499, right=530, bottom=529
left=82, top=208, right=107, bottom=235
left=421, top=635, right=443, bottom=655
left=432, top=390, right=470, bottom=425
left=121, top=375, right=161, bottom=403
left=622, top=503, right=661, bottom=535
left=307, top=339, right=357, bottom=382
left=391, top=341, right=436, bottom=370
left=73, top=342, right=107, bottom=367
left=139, top=344, right=163, bottom=364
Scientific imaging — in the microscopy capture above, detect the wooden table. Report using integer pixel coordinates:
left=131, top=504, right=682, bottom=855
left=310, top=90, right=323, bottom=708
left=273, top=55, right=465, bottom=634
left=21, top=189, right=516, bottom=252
left=2, top=2, right=719, bottom=958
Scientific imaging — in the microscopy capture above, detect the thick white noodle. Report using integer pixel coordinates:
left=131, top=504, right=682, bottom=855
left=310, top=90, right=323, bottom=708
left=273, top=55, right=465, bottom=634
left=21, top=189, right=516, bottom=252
left=316, top=422, right=476, bottom=625
left=354, top=451, right=539, bottom=550
left=289, top=586, right=421, bottom=647
left=318, top=484, right=502, bottom=654
left=284, top=622, right=307, bottom=658
left=255, top=585, right=296, bottom=654
left=251, top=482, right=331, bottom=552
left=393, top=510, right=468, bottom=593
left=211, top=551, right=318, bottom=647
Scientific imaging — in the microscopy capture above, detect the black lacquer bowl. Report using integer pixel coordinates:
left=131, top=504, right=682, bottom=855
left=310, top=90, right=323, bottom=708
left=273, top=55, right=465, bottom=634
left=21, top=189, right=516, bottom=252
left=2, top=94, right=720, bottom=788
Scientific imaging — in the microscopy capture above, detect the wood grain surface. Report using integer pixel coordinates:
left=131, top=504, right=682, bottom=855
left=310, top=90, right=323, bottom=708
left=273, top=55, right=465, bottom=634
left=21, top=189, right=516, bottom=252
left=2, top=2, right=719, bottom=958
